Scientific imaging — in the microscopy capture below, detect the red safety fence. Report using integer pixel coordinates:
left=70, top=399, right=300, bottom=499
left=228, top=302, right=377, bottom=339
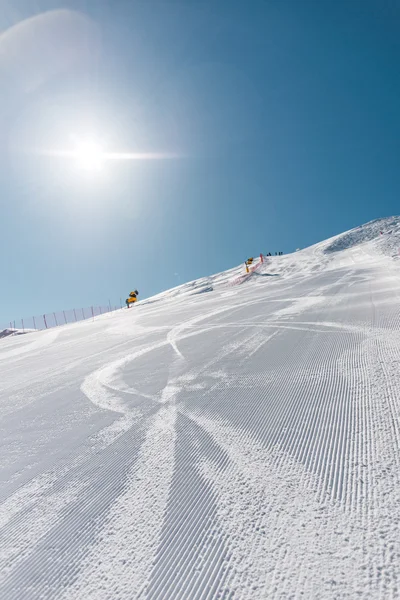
left=230, top=253, right=266, bottom=286
left=3, top=304, right=122, bottom=336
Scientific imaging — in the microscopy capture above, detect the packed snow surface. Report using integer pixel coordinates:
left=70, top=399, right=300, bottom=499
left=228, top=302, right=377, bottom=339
left=1, top=217, right=400, bottom=599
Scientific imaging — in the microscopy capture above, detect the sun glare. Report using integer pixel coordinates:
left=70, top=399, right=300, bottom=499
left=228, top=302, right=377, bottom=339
left=37, top=134, right=179, bottom=178
left=73, top=140, right=104, bottom=171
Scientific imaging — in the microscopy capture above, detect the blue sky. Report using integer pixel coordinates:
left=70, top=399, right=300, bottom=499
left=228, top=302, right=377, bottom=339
left=1, top=0, right=399, bottom=325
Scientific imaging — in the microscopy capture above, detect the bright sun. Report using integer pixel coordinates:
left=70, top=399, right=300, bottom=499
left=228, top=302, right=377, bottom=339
left=41, top=134, right=177, bottom=177
left=73, top=140, right=105, bottom=171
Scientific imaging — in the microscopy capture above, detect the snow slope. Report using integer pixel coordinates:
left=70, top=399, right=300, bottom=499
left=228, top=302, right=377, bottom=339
left=1, top=217, right=400, bottom=599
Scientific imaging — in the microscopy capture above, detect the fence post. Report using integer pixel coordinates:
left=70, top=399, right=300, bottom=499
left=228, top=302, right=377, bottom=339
left=53, top=312, right=58, bottom=327
left=91, top=306, right=94, bottom=321
left=108, top=299, right=112, bottom=312
left=73, top=309, right=77, bottom=322
left=82, top=308, right=85, bottom=320
left=63, top=311, right=67, bottom=325
left=33, top=316, right=36, bottom=330
left=43, top=315, right=48, bottom=329
left=21, top=318, right=25, bottom=333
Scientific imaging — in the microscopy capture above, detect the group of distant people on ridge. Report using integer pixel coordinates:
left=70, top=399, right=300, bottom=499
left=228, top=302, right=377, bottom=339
left=265, top=252, right=284, bottom=256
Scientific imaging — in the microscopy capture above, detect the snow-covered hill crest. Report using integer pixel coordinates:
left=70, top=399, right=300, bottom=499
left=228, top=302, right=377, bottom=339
left=323, top=216, right=400, bottom=253
left=139, top=216, right=400, bottom=305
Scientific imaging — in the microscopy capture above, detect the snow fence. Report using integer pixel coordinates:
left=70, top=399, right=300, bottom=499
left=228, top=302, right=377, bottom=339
left=3, top=304, right=121, bottom=335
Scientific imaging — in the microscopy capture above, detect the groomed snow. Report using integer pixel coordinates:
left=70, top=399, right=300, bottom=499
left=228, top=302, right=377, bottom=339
left=1, top=216, right=400, bottom=599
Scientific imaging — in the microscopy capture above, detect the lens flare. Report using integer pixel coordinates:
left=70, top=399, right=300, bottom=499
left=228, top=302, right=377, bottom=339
left=73, top=140, right=104, bottom=171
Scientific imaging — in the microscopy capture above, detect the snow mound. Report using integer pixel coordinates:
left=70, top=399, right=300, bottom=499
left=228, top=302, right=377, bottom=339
left=324, top=217, right=400, bottom=253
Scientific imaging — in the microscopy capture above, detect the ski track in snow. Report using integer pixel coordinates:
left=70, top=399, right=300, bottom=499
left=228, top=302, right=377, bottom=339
left=190, top=412, right=363, bottom=599
left=0, top=478, right=90, bottom=586
left=1, top=217, right=400, bottom=599
left=0, top=328, right=60, bottom=361
left=61, top=404, right=177, bottom=600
